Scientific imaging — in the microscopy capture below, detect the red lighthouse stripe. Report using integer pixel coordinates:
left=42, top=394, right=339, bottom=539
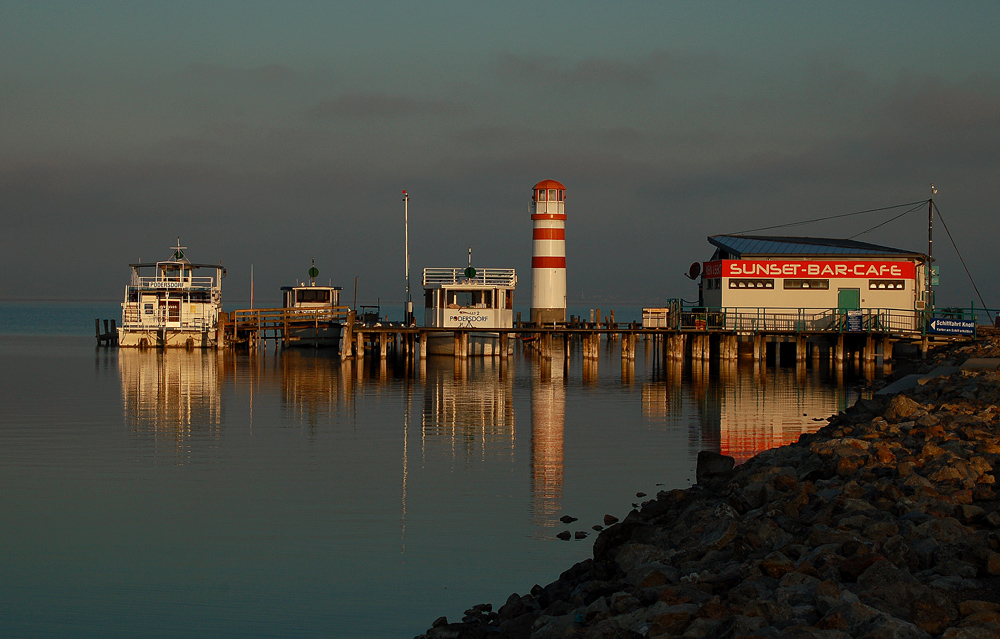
left=533, top=228, right=565, bottom=240
left=532, top=256, right=566, bottom=268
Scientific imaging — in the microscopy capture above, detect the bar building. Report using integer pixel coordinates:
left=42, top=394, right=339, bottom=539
left=700, top=235, right=928, bottom=313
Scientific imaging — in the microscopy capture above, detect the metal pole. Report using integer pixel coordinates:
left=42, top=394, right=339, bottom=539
left=928, top=185, right=936, bottom=314
left=404, top=190, right=412, bottom=324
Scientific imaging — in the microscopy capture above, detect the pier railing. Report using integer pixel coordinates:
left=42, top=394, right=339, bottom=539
left=230, top=306, right=351, bottom=331
left=673, top=306, right=925, bottom=335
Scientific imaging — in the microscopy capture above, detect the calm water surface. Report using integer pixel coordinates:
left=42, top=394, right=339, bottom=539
left=0, top=303, right=867, bottom=638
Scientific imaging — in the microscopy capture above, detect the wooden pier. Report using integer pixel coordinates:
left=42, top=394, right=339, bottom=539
left=221, top=305, right=974, bottom=371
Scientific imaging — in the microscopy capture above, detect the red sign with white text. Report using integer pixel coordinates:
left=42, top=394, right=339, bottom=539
left=703, top=260, right=915, bottom=279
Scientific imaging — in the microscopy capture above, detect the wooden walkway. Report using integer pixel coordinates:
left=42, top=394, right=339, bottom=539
left=222, top=304, right=974, bottom=366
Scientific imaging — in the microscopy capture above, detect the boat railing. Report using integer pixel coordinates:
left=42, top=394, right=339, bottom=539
left=135, top=276, right=216, bottom=289
left=422, top=268, right=516, bottom=287
left=120, top=302, right=219, bottom=330
left=230, top=306, right=351, bottom=330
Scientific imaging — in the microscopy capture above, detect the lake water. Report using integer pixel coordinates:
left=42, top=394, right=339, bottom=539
left=0, top=302, right=867, bottom=638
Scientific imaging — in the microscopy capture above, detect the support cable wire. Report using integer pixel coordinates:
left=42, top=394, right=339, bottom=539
left=933, top=201, right=993, bottom=323
left=847, top=202, right=926, bottom=239
left=732, top=200, right=927, bottom=235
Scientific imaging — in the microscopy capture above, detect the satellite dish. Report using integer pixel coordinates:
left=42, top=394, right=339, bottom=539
left=687, top=262, right=702, bottom=280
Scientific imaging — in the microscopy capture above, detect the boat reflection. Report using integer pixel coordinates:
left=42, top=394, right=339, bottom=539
left=277, top=349, right=354, bottom=424
left=419, top=357, right=515, bottom=462
left=119, top=348, right=225, bottom=436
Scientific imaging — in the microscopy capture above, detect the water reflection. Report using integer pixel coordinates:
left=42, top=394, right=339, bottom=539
left=530, top=341, right=566, bottom=533
left=420, top=357, right=515, bottom=462
left=642, top=359, right=862, bottom=464
left=119, top=348, right=225, bottom=436
left=278, top=349, right=353, bottom=424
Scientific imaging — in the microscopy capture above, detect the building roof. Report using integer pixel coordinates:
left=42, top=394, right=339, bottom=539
left=533, top=179, right=565, bottom=191
left=708, top=235, right=924, bottom=259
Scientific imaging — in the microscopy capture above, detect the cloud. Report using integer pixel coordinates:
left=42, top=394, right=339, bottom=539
left=494, top=49, right=718, bottom=90
left=307, top=93, right=470, bottom=118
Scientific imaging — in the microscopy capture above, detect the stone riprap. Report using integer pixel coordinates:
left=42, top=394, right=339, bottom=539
left=417, top=334, right=1000, bottom=639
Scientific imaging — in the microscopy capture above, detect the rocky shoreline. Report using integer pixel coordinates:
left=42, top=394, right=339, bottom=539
left=416, top=334, right=1000, bottom=639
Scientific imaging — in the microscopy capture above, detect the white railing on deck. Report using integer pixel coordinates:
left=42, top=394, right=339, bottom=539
left=423, top=268, right=516, bottom=287
left=121, top=303, right=217, bottom=330
left=136, top=276, right=216, bottom=289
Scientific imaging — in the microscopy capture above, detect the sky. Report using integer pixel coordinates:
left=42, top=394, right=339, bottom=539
left=3, top=1, right=999, bottom=312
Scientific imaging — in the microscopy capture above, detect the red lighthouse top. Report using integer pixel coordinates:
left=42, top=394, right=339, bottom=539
left=532, top=179, right=566, bottom=203
left=533, top=179, right=565, bottom=190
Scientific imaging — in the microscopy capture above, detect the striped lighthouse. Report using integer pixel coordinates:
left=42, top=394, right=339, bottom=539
left=530, top=179, right=567, bottom=324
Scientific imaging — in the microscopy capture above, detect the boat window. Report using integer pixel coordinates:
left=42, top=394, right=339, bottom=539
left=144, top=303, right=154, bottom=315
left=297, top=289, right=331, bottom=303
left=548, top=189, right=557, bottom=201
left=505, top=291, right=513, bottom=309
left=449, top=291, right=472, bottom=307
left=425, top=290, right=433, bottom=308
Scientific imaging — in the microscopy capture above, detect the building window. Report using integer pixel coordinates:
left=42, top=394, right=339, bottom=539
left=548, top=189, right=557, bottom=201
left=729, top=279, right=774, bottom=289
left=559, top=189, right=565, bottom=201
left=869, top=280, right=905, bottom=290
left=706, top=279, right=713, bottom=290
left=783, top=279, right=830, bottom=290
left=536, top=189, right=546, bottom=202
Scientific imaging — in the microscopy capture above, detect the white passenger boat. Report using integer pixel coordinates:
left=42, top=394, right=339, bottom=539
left=280, top=261, right=348, bottom=348
left=119, top=241, right=225, bottom=349
left=422, top=266, right=516, bottom=356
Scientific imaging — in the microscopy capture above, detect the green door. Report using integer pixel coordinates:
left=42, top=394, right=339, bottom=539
left=838, top=288, right=860, bottom=311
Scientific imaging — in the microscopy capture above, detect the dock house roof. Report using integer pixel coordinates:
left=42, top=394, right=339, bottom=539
left=707, top=235, right=924, bottom=260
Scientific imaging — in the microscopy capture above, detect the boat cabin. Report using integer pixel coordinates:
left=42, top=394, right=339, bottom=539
left=423, top=267, right=517, bottom=329
left=281, top=284, right=343, bottom=309
left=119, top=241, right=225, bottom=348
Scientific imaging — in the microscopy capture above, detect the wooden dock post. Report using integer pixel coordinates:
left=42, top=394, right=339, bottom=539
left=883, top=337, right=893, bottom=362
left=419, top=331, right=428, bottom=359
left=356, top=331, right=366, bottom=361
left=621, top=332, right=635, bottom=361
left=541, top=332, right=552, bottom=360
left=722, top=334, right=738, bottom=361
left=753, top=334, right=763, bottom=362
left=835, top=334, right=844, bottom=365
left=796, top=334, right=806, bottom=364
left=864, top=334, right=875, bottom=363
